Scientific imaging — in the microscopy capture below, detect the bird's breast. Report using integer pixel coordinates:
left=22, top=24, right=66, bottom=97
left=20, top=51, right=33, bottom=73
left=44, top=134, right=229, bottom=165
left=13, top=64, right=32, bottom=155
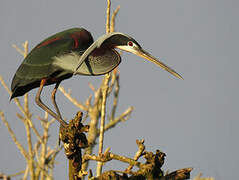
left=52, top=48, right=121, bottom=76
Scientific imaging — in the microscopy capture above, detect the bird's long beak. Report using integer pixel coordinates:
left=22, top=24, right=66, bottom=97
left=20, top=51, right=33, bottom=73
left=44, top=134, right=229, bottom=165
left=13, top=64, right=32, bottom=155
left=116, top=46, right=183, bottom=79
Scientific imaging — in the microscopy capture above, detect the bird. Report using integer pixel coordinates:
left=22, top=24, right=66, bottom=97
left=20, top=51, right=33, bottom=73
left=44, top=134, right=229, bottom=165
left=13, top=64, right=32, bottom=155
left=11, top=27, right=182, bottom=127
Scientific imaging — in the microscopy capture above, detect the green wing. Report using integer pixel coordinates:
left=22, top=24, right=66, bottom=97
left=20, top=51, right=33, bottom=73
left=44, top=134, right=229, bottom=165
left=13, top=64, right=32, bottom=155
left=11, top=28, right=93, bottom=97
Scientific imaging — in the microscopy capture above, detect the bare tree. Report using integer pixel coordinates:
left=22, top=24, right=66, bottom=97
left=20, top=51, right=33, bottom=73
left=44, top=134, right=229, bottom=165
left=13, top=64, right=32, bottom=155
left=0, top=1, right=214, bottom=180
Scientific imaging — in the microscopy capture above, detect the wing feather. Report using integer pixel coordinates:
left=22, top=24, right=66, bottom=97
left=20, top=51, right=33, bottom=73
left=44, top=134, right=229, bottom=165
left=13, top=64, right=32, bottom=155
left=11, top=28, right=93, bottom=98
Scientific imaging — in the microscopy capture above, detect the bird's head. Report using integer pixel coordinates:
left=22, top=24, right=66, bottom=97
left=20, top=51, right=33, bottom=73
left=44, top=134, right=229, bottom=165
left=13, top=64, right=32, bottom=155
left=75, top=32, right=183, bottom=79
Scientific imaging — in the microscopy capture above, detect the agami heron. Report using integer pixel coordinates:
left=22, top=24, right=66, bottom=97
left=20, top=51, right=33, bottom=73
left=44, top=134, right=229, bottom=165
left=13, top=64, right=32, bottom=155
left=11, top=28, right=182, bottom=126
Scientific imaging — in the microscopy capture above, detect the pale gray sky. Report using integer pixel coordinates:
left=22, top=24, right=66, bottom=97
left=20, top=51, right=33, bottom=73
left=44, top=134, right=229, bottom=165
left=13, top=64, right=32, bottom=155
left=1, top=0, right=238, bottom=179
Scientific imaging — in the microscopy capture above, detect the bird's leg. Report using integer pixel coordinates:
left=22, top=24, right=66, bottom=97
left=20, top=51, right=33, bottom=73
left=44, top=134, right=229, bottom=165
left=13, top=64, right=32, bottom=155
left=51, top=81, right=63, bottom=120
left=35, top=79, right=67, bottom=127
left=51, top=81, right=65, bottom=145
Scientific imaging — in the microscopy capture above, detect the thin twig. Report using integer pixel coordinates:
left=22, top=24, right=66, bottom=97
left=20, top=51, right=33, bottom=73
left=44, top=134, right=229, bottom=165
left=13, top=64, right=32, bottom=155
left=110, top=5, right=120, bottom=33
left=81, top=89, right=101, bottom=172
left=33, top=139, right=41, bottom=161
left=24, top=94, right=30, bottom=116
left=0, top=76, right=42, bottom=142
left=107, top=68, right=118, bottom=95
left=12, top=44, right=24, bottom=56
left=39, top=120, right=50, bottom=180
left=110, top=73, right=120, bottom=121
left=97, top=73, right=111, bottom=176
left=98, top=74, right=111, bottom=155
left=0, top=170, right=25, bottom=180
left=106, top=0, right=111, bottom=34
left=98, top=106, right=133, bottom=135
left=0, top=112, right=29, bottom=159
left=26, top=118, right=35, bottom=180
left=23, top=41, right=28, bottom=58
left=47, top=145, right=63, bottom=178
left=84, top=152, right=143, bottom=168
left=23, top=41, right=30, bottom=116
left=125, top=139, right=145, bottom=172
left=22, top=165, right=29, bottom=180
left=44, top=111, right=48, bottom=120
left=58, top=86, right=88, bottom=111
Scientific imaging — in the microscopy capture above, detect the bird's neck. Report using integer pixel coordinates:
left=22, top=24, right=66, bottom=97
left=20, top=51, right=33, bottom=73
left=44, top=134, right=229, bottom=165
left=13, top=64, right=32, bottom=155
left=90, top=45, right=113, bottom=57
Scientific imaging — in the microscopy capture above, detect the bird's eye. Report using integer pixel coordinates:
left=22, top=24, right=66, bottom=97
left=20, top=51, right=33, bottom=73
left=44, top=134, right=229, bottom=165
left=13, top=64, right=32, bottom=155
left=128, top=41, right=134, bottom=47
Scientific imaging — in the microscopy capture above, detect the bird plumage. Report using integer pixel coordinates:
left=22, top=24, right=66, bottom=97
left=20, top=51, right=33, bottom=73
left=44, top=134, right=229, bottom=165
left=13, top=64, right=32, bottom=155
left=11, top=28, right=121, bottom=99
